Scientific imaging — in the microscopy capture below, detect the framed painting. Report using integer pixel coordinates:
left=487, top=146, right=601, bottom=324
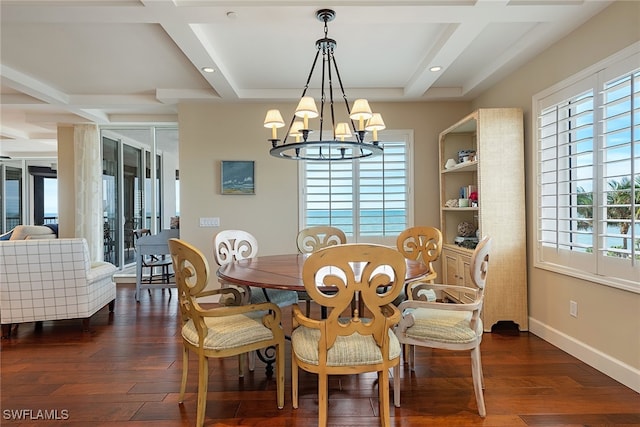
left=221, top=160, right=255, bottom=195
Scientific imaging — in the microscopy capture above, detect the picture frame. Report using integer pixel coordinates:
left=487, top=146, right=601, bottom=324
left=221, top=160, right=255, bottom=195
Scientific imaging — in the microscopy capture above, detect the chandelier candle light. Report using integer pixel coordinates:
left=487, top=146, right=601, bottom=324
left=264, top=9, right=385, bottom=161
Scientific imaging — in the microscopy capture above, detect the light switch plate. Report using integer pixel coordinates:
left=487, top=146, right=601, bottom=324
left=199, top=217, right=220, bottom=227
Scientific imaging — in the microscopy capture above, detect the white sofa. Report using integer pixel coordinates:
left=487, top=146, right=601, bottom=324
left=0, top=238, right=116, bottom=338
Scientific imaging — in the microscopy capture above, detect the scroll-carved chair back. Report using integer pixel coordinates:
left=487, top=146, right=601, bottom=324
left=213, top=229, right=258, bottom=266
left=169, top=238, right=209, bottom=324
left=395, top=226, right=443, bottom=305
left=295, top=226, right=347, bottom=316
left=396, top=226, right=442, bottom=277
left=291, top=243, right=406, bottom=426
left=296, top=226, right=347, bottom=254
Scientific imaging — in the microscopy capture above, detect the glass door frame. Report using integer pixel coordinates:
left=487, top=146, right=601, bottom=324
left=101, top=127, right=174, bottom=269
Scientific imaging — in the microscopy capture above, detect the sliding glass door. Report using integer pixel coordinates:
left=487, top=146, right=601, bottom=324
left=0, top=159, right=57, bottom=235
left=101, top=127, right=178, bottom=268
left=1, top=163, right=23, bottom=232
left=102, top=137, right=120, bottom=265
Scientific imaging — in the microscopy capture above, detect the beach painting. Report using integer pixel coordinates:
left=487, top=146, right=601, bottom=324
left=221, top=160, right=255, bottom=195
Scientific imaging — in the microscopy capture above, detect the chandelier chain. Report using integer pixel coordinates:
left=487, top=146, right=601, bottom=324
left=265, top=9, right=384, bottom=160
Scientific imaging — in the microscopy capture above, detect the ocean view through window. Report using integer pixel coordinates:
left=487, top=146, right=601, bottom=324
left=534, top=45, right=640, bottom=292
left=300, top=134, right=413, bottom=243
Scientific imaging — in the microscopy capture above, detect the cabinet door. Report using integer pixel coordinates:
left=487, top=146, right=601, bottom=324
left=458, top=252, right=476, bottom=303
left=460, top=252, right=472, bottom=287
left=443, top=249, right=459, bottom=285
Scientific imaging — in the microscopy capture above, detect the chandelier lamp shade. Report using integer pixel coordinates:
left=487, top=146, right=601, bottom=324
left=264, top=9, right=385, bottom=161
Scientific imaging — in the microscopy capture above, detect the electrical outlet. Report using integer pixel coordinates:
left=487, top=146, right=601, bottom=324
left=569, top=300, right=578, bottom=317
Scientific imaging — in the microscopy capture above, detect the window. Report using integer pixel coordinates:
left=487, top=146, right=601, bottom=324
left=534, top=46, right=640, bottom=292
left=300, top=132, right=413, bottom=243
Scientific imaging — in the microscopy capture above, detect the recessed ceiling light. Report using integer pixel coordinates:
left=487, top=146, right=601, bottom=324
left=202, top=67, right=215, bottom=73
left=430, top=66, right=442, bottom=72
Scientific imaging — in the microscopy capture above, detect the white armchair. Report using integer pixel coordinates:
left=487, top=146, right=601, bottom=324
left=0, top=238, right=117, bottom=338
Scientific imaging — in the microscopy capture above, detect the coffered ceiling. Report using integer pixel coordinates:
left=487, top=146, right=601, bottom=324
left=0, top=0, right=613, bottom=157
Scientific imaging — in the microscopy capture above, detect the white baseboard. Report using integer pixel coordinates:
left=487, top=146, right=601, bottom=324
left=529, top=317, right=640, bottom=393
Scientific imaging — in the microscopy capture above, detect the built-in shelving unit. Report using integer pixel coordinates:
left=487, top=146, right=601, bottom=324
left=438, top=108, right=528, bottom=331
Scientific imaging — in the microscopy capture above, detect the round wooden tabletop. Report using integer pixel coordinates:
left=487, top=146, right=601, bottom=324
left=216, top=253, right=429, bottom=292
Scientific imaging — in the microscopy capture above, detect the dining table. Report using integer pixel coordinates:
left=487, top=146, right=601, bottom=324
left=216, top=252, right=430, bottom=375
left=216, top=253, right=430, bottom=293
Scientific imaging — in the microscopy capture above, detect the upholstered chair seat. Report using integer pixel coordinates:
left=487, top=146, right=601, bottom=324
left=292, top=325, right=401, bottom=366
left=401, top=308, right=482, bottom=344
left=181, top=313, right=276, bottom=350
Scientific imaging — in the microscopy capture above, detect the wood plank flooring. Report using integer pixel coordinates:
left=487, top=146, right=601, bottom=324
left=1, top=284, right=639, bottom=426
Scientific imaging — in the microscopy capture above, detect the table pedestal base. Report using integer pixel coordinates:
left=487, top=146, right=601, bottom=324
left=255, top=346, right=277, bottom=377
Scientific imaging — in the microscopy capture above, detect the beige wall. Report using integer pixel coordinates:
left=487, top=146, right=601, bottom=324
left=178, top=101, right=470, bottom=274
left=473, top=0, right=640, bottom=384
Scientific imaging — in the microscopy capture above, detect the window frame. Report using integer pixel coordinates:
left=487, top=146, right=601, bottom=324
left=298, top=129, right=414, bottom=245
left=532, top=42, right=640, bottom=294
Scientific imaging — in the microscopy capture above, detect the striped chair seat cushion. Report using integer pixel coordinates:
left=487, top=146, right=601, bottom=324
left=182, top=313, right=274, bottom=350
left=292, top=326, right=401, bottom=367
left=404, top=308, right=482, bottom=344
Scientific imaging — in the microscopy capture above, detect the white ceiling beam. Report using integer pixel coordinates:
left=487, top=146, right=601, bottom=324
left=404, top=21, right=486, bottom=98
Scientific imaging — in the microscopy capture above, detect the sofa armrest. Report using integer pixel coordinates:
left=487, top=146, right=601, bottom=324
left=87, top=261, right=117, bottom=282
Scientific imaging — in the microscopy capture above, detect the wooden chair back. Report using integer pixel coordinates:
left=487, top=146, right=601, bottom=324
left=296, top=226, right=346, bottom=254
left=470, top=235, right=491, bottom=291
left=302, top=243, right=406, bottom=350
left=396, top=226, right=443, bottom=271
left=213, top=229, right=258, bottom=266
left=168, top=238, right=210, bottom=326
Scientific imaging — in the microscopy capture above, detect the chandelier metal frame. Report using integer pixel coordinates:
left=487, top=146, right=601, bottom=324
left=267, top=9, right=384, bottom=161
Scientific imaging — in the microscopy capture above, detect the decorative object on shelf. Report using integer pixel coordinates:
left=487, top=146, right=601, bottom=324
left=445, top=158, right=457, bottom=169
left=460, top=184, right=477, bottom=199
left=455, top=238, right=479, bottom=249
left=458, top=198, right=470, bottom=208
left=458, top=149, right=476, bottom=163
left=264, top=9, right=384, bottom=161
left=457, top=221, right=477, bottom=237
left=469, top=191, right=479, bottom=207
left=445, top=198, right=459, bottom=208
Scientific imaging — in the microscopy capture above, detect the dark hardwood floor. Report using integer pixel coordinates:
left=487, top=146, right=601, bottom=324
left=2, top=283, right=639, bottom=426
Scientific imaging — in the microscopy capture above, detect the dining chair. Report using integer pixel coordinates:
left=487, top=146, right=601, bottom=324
left=395, top=226, right=443, bottom=300
left=168, top=238, right=285, bottom=427
left=295, top=226, right=347, bottom=316
left=393, top=236, right=492, bottom=417
left=213, top=229, right=298, bottom=371
left=213, top=229, right=298, bottom=307
left=133, top=228, right=174, bottom=300
left=133, top=228, right=172, bottom=285
left=394, top=226, right=443, bottom=358
left=291, top=243, right=406, bottom=427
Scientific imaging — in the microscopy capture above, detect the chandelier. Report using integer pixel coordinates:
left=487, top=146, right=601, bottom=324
left=264, top=9, right=385, bottom=161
